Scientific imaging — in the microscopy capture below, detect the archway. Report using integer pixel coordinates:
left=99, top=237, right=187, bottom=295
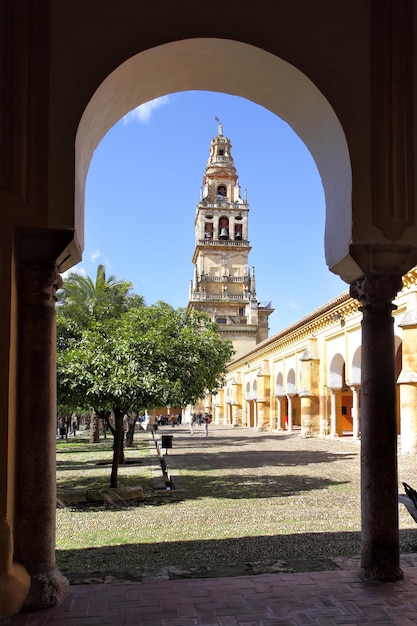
left=350, top=346, right=362, bottom=439
left=75, top=39, right=353, bottom=283
left=328, top=353, right=345, bottom=436
left=4, top=6, right=416, bottom=617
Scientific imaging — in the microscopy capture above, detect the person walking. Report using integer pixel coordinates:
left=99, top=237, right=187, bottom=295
left=203, top=413, right=211, bottom=437
left=189, top=413, right=196, bottom=435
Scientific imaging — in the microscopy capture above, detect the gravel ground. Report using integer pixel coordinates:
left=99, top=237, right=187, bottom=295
left=56, top=424, right=417, bottom=583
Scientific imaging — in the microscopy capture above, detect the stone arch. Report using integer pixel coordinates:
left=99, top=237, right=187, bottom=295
left=275, top=372, right=284, bottom=395
left=351, top=347, right=362, bottom=386
left=74, top=38, right=352, bottom=279
left=287, top=368, right=296, bottom=394
left=329, top=353, right=345, bottom=389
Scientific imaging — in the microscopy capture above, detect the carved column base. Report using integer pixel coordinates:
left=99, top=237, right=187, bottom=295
left=23, top=568, right=69, bottom=612
left=361, top=562, right=403, bottom=582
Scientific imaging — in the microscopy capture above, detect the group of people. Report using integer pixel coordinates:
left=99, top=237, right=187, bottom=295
left=155, top=414, right=182, bottom=427
left=189, top=412, right=212, bottom=437
left=57, top=416, right=78, bottom=438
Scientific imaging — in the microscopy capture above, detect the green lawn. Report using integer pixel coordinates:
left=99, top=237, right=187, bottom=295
left=55, top=427, right=417, bottom=581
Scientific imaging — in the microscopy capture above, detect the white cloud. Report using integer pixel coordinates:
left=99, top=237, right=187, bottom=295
left=61, top=266, right=87, bottom=279
left=288, top=298, right=301, bottom=310
left=122, top=95, right=171, bottom=125
left=90, top=249, right=101, bottom=263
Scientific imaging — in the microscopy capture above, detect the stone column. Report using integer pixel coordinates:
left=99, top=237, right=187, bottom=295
left=232, top=382, right=242, bottom=427
left=213, top=402, right=221, bottom=425
left=300, top=349, right=320, bottom=437
left=350, top=385, right=361, bottom=440
left=14, top=260, right=69, bottom=609
left=256, top=398, right=266, bottom=430
left=329, top=389, right=339, bottom=437
left=350, top=274, right=403, bottom=581
left=286, top=395, right=294, bottom=432
left=276, top=396, right=283, bottom=430
left=231, top=403, right=239, bottom=427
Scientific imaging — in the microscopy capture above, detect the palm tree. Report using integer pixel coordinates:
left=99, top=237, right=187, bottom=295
left=58, top=264, right=143, bottom=321
left=57, top=264, right=144, bottom=443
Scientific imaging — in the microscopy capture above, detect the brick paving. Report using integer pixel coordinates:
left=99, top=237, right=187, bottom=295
left=5, top=567, right=417, bottom=625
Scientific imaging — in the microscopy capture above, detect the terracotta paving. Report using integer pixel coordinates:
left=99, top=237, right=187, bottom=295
left=5, top=567, right=417, bottom=625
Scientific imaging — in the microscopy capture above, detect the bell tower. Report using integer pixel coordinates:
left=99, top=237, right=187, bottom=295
left=188, top=121, right=274, bottom=357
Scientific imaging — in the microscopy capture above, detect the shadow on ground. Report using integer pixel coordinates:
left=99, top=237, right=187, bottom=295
left=57, top=530, right=364, bottom=584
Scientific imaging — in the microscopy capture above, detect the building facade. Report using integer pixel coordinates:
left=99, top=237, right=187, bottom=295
left=188, top=122, right=273, bottom=358
left=215, top=266, right=417, bottom=456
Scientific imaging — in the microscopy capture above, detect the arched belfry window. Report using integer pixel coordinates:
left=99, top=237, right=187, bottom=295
left=217, top=185, right=227, bottom=200
left=204, top=222, right=213, bottom=239
left=234, top=223, right=243, bottom=240
left=219, top=216, right=229, bottom=240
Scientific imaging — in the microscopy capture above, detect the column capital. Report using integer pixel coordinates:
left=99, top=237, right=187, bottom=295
left=20, top=261, right=62, bottom=309
left=349, top=274, right=402, bottom=317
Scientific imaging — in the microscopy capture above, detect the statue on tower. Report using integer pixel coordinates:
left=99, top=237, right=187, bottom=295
left=215, top=116, right=223, bottom=136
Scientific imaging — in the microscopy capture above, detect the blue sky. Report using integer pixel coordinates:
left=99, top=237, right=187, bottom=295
left=78, top=91, right=347, bottom=337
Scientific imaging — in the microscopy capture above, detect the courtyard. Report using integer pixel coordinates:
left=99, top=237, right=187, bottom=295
left=55, top=424, right=417, bottom=583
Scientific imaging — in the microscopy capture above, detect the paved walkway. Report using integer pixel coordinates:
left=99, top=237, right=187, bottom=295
left=5, top=567, right=417, bottom=625
left=5, top=425, right=417, bottom=624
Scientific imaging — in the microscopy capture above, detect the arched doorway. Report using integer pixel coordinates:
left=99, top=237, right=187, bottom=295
left=328, top=353, right=345, bottom=437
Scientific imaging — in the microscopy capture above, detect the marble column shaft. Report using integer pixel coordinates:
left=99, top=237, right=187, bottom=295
left=14, top=260, right=69, bottom=608
left=350, top=274, right=403, bottom=581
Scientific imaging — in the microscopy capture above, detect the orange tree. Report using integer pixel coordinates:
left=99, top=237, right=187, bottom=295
left=57, top=302, right=233, bottom=487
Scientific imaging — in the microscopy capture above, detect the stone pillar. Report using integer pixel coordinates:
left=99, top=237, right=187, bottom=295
left=329, top=389, right=339, bottom=437
left=286, top=395, right=294, bottom=432
left=256, top=399, right=266, bottom=430
left=231, top=403, right=239, bottom=427
left=300, top=348, right=320, bottom=437
left=350, top=274, right=403, bottom=581
left=231, top=382, right=242, bottom=427
left=14, top=260, right=69, bottom=609
left=276, top=396, right=283, bottom=430
left=350, top=385, right=361, bottom=440
left=397, top=298, right=417, bottom=454
left=213, top=402, right=221, bottom=425
left=300, top=392, right=319, bottom=437
left=241, top=393, right=247, bottom=428
left=319, top=389, right=330, bottom=437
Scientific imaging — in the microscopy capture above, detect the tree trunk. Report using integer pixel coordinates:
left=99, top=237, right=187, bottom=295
left=125, top=414, right=138, bottom=447
left=89, top=408, right=100, bottom=444
left=110, top=408, right=125, bottom=488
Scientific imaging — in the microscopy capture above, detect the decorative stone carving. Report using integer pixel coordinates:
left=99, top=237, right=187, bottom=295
left=349, top=274, right=403, bottom=317
left=20, top=262, right=62, bottom=308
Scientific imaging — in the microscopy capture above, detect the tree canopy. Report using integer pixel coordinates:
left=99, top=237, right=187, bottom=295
left=56, top=267, right=234, bottom=486
left=57, top=302, right=233, bottom=414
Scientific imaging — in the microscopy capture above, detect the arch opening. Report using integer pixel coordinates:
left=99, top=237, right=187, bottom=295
left=75, top=38, right=354, bottom=282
